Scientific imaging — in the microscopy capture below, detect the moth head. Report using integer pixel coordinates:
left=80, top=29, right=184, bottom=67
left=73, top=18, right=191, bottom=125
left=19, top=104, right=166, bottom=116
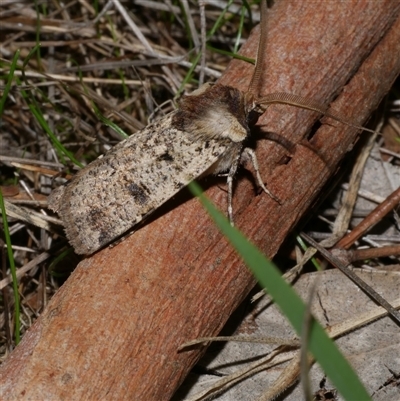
left=242, top=91, right=264, bottom=128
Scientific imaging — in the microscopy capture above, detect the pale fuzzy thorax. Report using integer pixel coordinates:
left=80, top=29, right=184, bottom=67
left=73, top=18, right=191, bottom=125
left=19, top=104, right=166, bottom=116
left=172, top=84, right=249, bottom=142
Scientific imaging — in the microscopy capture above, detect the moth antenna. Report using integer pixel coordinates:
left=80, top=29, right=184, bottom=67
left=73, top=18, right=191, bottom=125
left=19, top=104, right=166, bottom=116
left=256, top=92, right=381, bottom=135
left=247, top=0, right=268, bottom=99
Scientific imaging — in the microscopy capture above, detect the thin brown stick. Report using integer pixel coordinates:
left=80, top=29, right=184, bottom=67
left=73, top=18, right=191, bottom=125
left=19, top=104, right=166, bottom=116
left=336, top=187, right=400, bottom=249
left=349, top=244, right=400, bottom=262
left=301, top=233, right=400, bottom=325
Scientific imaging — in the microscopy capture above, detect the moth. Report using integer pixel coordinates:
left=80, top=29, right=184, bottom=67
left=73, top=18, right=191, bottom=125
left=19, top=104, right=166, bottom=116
left=48, top=1, right=377, bottom=255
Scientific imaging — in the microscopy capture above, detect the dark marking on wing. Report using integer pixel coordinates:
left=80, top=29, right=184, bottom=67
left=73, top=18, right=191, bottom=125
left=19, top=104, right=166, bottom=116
left=157, top=152, right=174, bottom=162
left=128, top=183, right=149, bottom=205
left=98, top=230, right=112, bottom=247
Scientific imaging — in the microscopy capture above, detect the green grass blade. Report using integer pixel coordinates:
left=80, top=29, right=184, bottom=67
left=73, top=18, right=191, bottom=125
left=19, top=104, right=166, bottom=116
left=23, top=95, right=84, bottom=168
left=296, top=234, right=323, bottom=271
left=0, top=192, right=21, bottom=345
left=0, top=50, right=20, bottom=117
left=16, top=45, right=84, bottom=168
left=91, top=102, right=129, bottom=140
left=206, top=45, right=254, bottom=64
left=233, top=3, right=246, bottom=53
left=188, top=181, right=371, bottom=401
left=208, top=0, right=234, bottom=37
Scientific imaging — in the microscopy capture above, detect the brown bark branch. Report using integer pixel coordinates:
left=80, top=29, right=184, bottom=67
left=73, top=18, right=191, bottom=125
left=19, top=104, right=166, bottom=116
left=1, top=1, right=400, bottom=400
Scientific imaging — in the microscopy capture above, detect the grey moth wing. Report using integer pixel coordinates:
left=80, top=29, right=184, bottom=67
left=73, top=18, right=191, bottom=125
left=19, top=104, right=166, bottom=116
left=48, top=84, right=250, bottom=255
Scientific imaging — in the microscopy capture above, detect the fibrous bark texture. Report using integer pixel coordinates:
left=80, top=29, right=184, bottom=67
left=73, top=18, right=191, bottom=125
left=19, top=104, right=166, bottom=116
left=1, top=1, right=400, bottom=400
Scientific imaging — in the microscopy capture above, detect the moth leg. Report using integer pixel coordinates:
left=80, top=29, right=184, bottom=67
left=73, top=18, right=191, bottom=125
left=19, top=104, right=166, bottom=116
left=242, top=147, right=281, bottom=204
left=227, top=156, right=241, bottom=226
